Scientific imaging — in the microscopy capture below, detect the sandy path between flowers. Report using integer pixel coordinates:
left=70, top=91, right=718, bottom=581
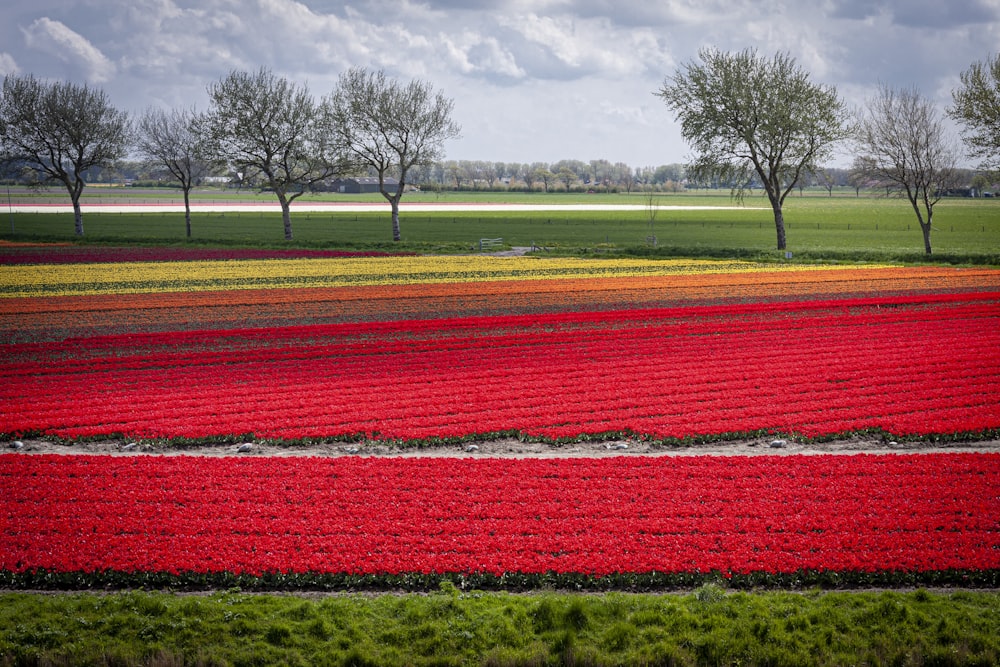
left=8, top=435, right=1000, bottom=458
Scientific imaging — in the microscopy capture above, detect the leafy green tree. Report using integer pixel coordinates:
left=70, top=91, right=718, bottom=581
left=971, top=172, right=992, bottom=196
left=556, top=166, right=577, bottom=191
left=0, top=74, right=130, bottom=236
left=535, top=167, right=555, bottom=192
left=656, top=48, right=851, bottom=250
left=327, top=68, right=460, bottom=242
left=949, top=53, right=1000, bottom=174
left=205, top=67, right=343, bottom=240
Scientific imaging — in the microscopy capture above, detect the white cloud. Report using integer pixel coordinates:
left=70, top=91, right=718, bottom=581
left=247, top=0, right=426, bottom=77
left=0, top=53, right=19, bottom=76
left=21, top=17, right=116, bottom=83
left=492, top=12, right=674, bottom=81
left=116, top=1, right=257, bottom=75
left=441, top=32, right=527, bottom=80
left=512, top=14, right=588, bottom=70
left=742, top=13, right=836, bottom=80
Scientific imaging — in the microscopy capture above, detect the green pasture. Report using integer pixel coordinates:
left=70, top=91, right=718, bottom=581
left=3, top=587, right=998, bottom=666
left=4, top=188, right=999, bottom=263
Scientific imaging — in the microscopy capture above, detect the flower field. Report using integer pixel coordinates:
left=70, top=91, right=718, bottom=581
left=3, top=291, right=999, bottom=442
left=2, top=452, right=998, bottom=589
left=1, top=243, right=999, bottom=589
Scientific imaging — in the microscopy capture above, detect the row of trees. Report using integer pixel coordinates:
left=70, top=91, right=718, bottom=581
left=413, top=160, right=687, bottom=193
left=1, top=51, right=998, bottom=252
left=411, top=160, right=991, bottom=196
left=0, top=67, right=459, bottom=241
left=38, top=155, right=993, bottom=198
left=658, top=48, right=1000, bottom=254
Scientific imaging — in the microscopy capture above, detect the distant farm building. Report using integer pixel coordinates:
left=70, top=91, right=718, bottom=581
left=330, top=177, right=399, bottom=193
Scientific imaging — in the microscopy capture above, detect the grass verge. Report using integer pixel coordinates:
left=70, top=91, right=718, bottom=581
left=2, top=586, right=999, bottom=666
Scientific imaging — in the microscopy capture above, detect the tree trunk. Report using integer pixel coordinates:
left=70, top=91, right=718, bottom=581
left=771, top=199, right=786, bottom=250
left=183, top=187, right=192, bottom=238
left=72, top=198, right=84, bottom=236
left=275, top=191, right=293, bottom=240
left=65, top=178, right=85, bottom=236
left=282, top=204, right=293, bottom=240
left=391, top=197, right=401, bottom=242
left=908, top=196, right=932, bottom=255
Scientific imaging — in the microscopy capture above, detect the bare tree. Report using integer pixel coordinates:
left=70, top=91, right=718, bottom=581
left=205, top=67, right=343, bottom=240
left=848, top=156, right=883, bottom=197
left=465, top=160, right=485, bottom=189
left=327, top=68, right=460, bottom=242
left=815, top=168, right=837, bottom=196
left=949, top=53, right=1000, bottom=175
left=135, top=107, right=216, bottom=238
left=442, top=160, right=468, bottom=190
left=0, top=74, right=130, bottom=236
left=481, top=161, right=499, bottom=189
left=492, top=162, right=508, bottom=188
left=656, top=48, right=851, bottom=250
left=615, top=162, right=637, bottom=193
left=520, top=163, right=540, bottom=191
left=444, top=160, right=469, bottom=189
left=645, top=190, right=659, bottom=245
left=855, top=84, right=961, bottom=255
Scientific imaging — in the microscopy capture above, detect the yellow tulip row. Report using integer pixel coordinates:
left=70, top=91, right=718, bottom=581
left=0, top=255, right=890, bottom=298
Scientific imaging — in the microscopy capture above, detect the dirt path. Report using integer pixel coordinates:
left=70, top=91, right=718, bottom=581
left=7, top=435, right=999, bottom=458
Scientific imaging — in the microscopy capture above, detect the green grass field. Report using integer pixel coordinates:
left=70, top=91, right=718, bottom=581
left=4, top=187, right=998, bottom=263
left=3, top=587, right=999, bottom=666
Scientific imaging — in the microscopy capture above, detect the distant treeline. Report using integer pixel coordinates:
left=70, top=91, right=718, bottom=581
left=3, top=158, right=995, bottom=196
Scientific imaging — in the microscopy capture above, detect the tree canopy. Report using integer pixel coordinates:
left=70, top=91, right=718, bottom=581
left=205, top=67, right=344, bottom=240
left=327, top=67, right=460, bottom=242
left=949, top=53, right=1000, bottom=174
left=0, top=74, right=130, bottom=236
left=656, top=48, right=850, bottom=250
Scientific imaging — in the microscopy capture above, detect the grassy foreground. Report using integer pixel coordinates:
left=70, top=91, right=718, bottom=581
left=2, top=586, right=999, bottom=666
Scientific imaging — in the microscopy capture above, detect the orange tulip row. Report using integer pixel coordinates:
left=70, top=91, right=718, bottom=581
left=3, top=265, right=998, bottom=341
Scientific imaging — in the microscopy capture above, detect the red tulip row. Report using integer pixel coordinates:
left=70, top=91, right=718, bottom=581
left=2, top=453, right=997, bottom=578
left=2, top=292, right=997, bottom=443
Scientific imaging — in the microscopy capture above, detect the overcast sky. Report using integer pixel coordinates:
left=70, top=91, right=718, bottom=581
left=1, top=0, right=998, bottom=168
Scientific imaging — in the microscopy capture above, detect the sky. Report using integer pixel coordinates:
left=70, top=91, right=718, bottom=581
left=1, top=0, right=998, bottom=168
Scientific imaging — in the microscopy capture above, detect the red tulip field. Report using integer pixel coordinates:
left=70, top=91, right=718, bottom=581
left=2, top=452, right=998, bottom=590
left=1, top=243, right=998, bottom=590
left=2, top=291, right=999, bottom=442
